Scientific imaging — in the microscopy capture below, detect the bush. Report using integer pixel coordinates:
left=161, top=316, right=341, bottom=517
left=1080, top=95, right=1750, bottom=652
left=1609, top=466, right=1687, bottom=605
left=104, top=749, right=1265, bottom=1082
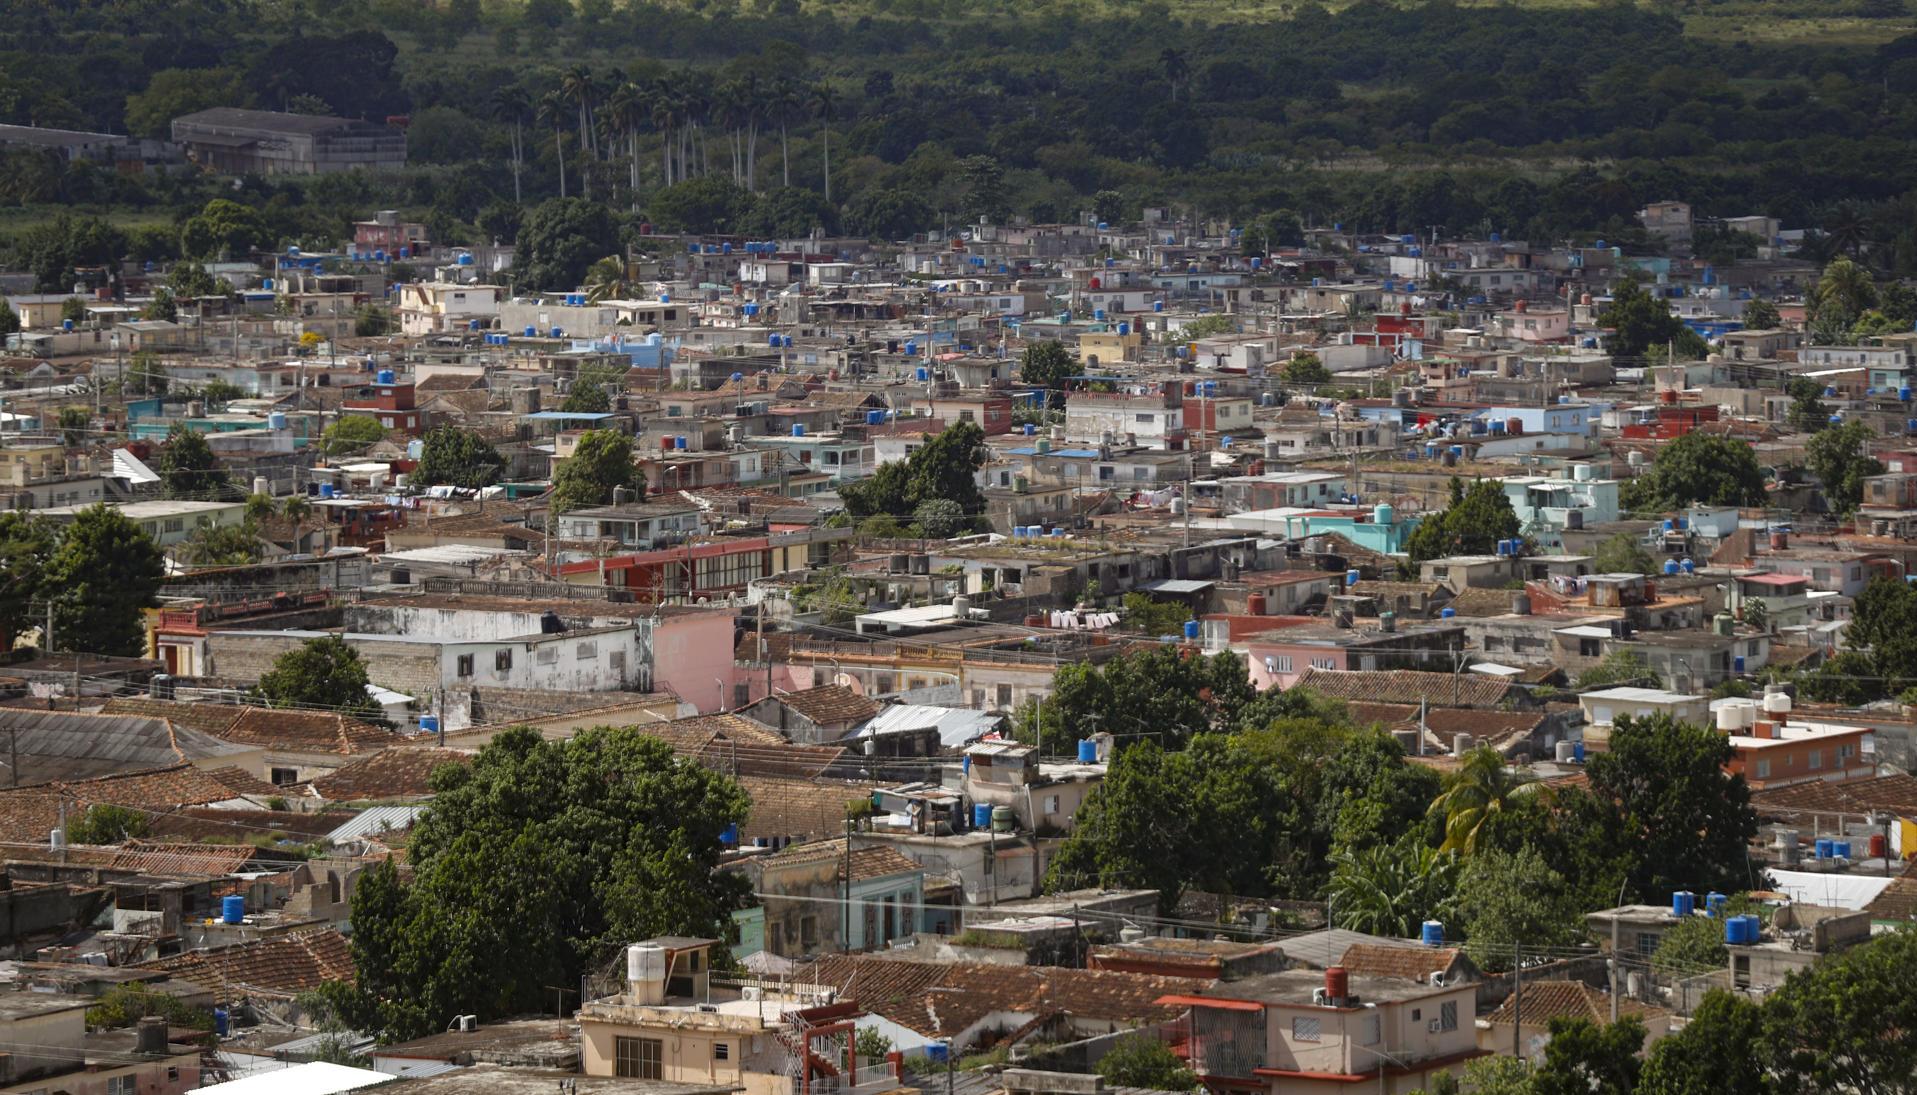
left=1096, top=1036, right=1194, bottom=1091
left=66, top=803, right=150, bottom=844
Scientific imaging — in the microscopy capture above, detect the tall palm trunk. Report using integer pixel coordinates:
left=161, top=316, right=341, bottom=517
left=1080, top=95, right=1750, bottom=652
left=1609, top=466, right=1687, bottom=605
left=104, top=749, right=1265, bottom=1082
left=511, top=119, right=523, bottom=203
left=746, top=119, right=758, bottom=191
left=554, top=125, right=567, bottom=198
left=822, top=120, right=831, bottom=203
left=781, top=121, right=790, bottom=187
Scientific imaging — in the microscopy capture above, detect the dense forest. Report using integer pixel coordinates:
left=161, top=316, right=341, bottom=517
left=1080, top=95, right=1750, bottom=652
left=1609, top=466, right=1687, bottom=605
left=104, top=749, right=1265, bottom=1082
left=9, top=0, right=1917, bottom=272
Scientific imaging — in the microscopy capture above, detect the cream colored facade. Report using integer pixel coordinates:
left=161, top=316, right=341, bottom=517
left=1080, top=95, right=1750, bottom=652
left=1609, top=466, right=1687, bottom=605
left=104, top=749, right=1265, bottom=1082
left=579, top=997, right=790, bottom=1095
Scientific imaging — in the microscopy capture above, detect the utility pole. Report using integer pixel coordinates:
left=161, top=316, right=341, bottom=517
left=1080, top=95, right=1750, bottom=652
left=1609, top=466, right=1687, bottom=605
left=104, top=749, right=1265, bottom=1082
left=1511, top=940, right=1522, bottom=1060
left=841, top=817, right=853, bottom=953
left=1610, top=910, right=1621, bottom=1024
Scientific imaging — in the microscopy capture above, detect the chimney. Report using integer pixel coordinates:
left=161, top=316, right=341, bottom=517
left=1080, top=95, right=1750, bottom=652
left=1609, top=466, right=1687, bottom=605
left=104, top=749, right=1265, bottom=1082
left=136, top=1016, right=168, bottom=1055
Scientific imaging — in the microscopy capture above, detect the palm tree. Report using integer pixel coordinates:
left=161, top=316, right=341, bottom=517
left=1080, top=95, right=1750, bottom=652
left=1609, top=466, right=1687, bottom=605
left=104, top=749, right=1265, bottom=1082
left=649, top=78, right=680, bottom=188
left=771, top=77, right=803, bottom=188
left=1426, top=746, right=1535, bottom=855
left=490, top=86, right=531, bottom=203
left=584, top=255, right=631, bottom=303
left=604, top=81, right=648, bottom=207
left=1159, top=48, right=1190, bottom=101
left=738, top=71, right=763, bottom=191
left=1812, top=255, right=1879, bottom=325
left=537, top=90, right=569, bottom=199
left=560, top=66, right=598, bottom=198
left=1326, top=841, right=1458, bottom=938
left=810, top=81, right=837, bottom=204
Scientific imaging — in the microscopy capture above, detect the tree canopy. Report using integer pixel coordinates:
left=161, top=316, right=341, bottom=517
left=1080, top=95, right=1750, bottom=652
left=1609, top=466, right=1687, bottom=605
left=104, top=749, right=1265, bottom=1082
left=840, top=421, right=986, bottom=526
left=1598, top=277, right=1709, bottom=359
left=1404, top=478, right=1522, bottom=562
left=157, top=422, right=230, bottom=499
left=255, top=635, right=391, bottom=724
left=1019, top=341, right=1082, bottom=390
left=1806, top=419, right=1884, bottom=514
left=551, top=429, right=640, bottom=512
left=324, top=727, right=748, bottom=1040
left=414, top=426, right=503, bottom=490
left=43, top=505, right=165, bottom=657
left=1621, top=431, right=1767, bottom=512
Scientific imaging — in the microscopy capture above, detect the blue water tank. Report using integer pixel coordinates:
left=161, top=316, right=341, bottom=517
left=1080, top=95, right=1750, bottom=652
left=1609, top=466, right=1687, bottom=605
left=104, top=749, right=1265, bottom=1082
left=1421, top=920, right=1444, bottom=946
left=269, top=412, right=288, bottom=431
left=904, top=340, right=918, bottom=355
left=868, top=410, right=885, bottom=426
left=1673, top=891, right=1696, bottom=916
left=791, top=424, right=805, bottom=437
left=1816, top=838, right=1835, bottom=858
left=458, top=253, right=473, bottom=265
left=1154, top=301, right=1164, bottom=312
left=1706, top=892, right=1728, bottom=917
left=551, top=327, right=564, bottom=338
left=1825, top=386, right=1838, bottom=397
left=731, top=371, right=745, bottom=383
left=1664, top=559, right=1680, bottom=576
left=318, top=483, right=336, bottom=498
left=767, top=333, right=782, bottom=347
left=1903, top=387, right=1913, bottom=402
left=374, top=250, right=386, bottom=262
left=1024, top=423, right=1036, bottom=436
left=376, top=369, right=395, bottom=385
left=720, top=822, right=739, bottom=846
left=674, top=436, right=688, bottom=450
left=1441, top=607, right=1457, bottom=618
left=688, top=243, right=701, bottom=254
left=973, top=803, right=993, bottom=830
left=1835, top=840, right=1852, bottom=858
left=1734, top=655, right=1746, bottom=674
left=1829, top=414, right=1843, bottom=425
left=1347, top=569, right=1361, bottom=587
left=222, top=895, right=245, bottom=925
left=1118, top=321, right=1130, bottom=335
left=1093, top=309, right=1106, bottom=321
left=1250, top=257, right=1263, bottom=270
left=398, top=246, right=410, bottom=259
left=214, top=1008, right=229, bottom=1036
left=1182, top=620, right=1200, bottom=641
left=915, top=367, right=929, bottom=381
left=525, top=326, right=537, bottom=337
left=61, top=319, right=72, bottom=331
left=419, top=715, right=438, bottom=735
left=1681, top=558, right=1695, bottom=574
left=1221, top=436, right=1234, bottom=447
left=1077, top=739, right=1098, bottom=764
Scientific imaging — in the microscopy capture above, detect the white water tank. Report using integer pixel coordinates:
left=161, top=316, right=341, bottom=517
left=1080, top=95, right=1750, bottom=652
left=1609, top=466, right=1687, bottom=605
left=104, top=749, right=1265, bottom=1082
left=252, top=477, right=270, bottom=497
left=1452, top=732, right=1473, bottom=756
left=626, top=943, right=668, bottom=1004
left=1764, top=691, right=1792, bottom=718
left=1716, top=704, right=1743, bottom=732
left=1554, top=740, right=1577, bottom=763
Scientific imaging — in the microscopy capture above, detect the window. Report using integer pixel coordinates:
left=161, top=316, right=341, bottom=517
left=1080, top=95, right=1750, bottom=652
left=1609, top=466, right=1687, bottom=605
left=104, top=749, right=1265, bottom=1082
left=1808, top=749, right=1822, bottom=771
left=164, top=518, right=184, bottom=533
left=996, top=684, right=1013, bottom=709
left=456, top=654, right=474, bottom=677
left=615, top=1037, right=663, bottom=1080
left=1044, top=795, right=1060, bottom=815
left=1272, top=655, right=1294, bottom=673
left=271, top=767, right=299, bottom=786
left=959, top=410, right=975, bottom=423
left=576, top=641, right=598, bottom=659
left=1361, top=1014, right=1381, bottom=1045
left=800, top=916, right=817, bottom=947
left=714, top=1042, right=730, bottom=1062
left=1292, top=1017, right=1321, bottom=1042
left=1135, top=413, right=1155, bottom=424
left=536, top=647, right=558, bottom=665
left=1440, top=1000, right=1458, bottom=1031
left=1756, top=758, right=1771, bottom=779
left=107, top=1078, right=137, bottom=1095
left=495, top=649, right=513, bottom=672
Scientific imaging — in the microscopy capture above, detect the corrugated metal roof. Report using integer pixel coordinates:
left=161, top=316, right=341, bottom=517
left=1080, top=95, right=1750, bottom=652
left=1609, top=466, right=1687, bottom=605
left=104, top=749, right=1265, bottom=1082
left=324, top=805, right=423, bottom=843
left=856, top=705, right=1003, bottom=748
left=193, top=1061, right=389, bottom=1095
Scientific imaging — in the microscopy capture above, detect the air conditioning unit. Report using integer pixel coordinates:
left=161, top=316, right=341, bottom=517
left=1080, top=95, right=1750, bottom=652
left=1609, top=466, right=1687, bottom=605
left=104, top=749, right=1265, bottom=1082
left=1428, top=1019, right=1443, bottom=1033
left=741, top=987, right=763, bottom=1002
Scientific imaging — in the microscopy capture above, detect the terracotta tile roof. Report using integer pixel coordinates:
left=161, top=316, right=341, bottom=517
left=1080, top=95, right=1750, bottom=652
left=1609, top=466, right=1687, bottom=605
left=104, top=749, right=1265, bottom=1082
left=1344, top=703, right=1544, bottom=752
left=1865, top=874, right=1917, bottom=921
left=1483, top=980, right=1665, bottom=1028
left=794, top=956, right=1206, bottom=1040
left=99, top=699, right=406, bottom=756
left=307, top=748, right=472, bottom=802
left=201, top=767, right=285, bottom=798
left=1752, top=774, right=1917, bottom=818
left=650, top=715, right=848, bottom=779
left=1336, top=944, right=1461, bottom=983
left=108, top=841, right=264, bottom=876
left=1444, top=586, right=1527, bottom=617
left=774, top=685, right=882, bottom=727
left=148, top=807, right=342, bottom=843
left=139, top=928, right=354, bottom=996
left=1291, top=668, right=1522, bottom=709
left=759, top=838, right=923, bottom=882
left=738, top=777, right=882, bottom=843
left=0, top=764, right=256, bottom=843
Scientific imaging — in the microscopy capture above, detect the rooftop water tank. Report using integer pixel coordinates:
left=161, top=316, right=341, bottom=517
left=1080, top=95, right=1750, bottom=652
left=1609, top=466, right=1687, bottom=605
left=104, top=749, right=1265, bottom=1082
left=1182, top=620, right=1200, bottom=641
left=269, top=412, right=288, bottom=431
left=792, top=424, right=805, bottom=437
left=1420, top=921, right=1444, bottom=947
left=1673, top=891, right=1696, bottom=917
left=376, top=369, right=395, bottom=385
left=1077, top=739, right=1098, bottom=764
left=221, top=895, right=245, bottom=925
left=973, top=803, right=993, bottom=830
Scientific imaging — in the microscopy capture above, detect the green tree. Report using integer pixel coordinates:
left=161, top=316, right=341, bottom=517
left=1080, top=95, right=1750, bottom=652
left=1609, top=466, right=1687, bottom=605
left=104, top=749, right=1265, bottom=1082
left=125, top=350, right=167, bottom=396
left=1325, top=835, right=1457, bottom=937
left=354, top=305, right=395, bottom=337
left=0, top=299, right=20, bottom=337
left=840, top=187, right=932, bottom=240
left=415, top=426, right=503, bottom=489
left=87, top=985, right=213, bottom=1034
left=1120, top=592, right=1191, bottom=637
left=61, top=297, right=88, bottom=325
left=1016, top=645, right=1257, bottom=755
left=1762, top=929, right=1917, bottom=1094
left=1096, top=1036, right=1194, bottom=1091
left=1638, top=989, right=1770, bottom=1095
left=562, top=377, right=613, bottom=413
left=1451, top=846, right=1584, bottom=972
left=1176, top=315, right=1237, bottom=340
left=1598, top=277, right=1709, bottom=358
left=911, top=498, right=967, bottom=539
left=514, top=197, right=618, bottom=291
left=1575, top=649, right=1655, bottom=689
left=1404, top=478, right=1522, bottom=563
left=167, top=261, right=220, bottom=300
left=1428, top=746, right=1534, bottom=855
left=648, top=176, right=758, bottom=234
left=125, top=68, right=250, bottom=138
left=1785, top=376, right=1833, bottom=434
left=1742, top=297, right=1782, bottom=331
left=1019, top=341, right=1083, bottom=390
left=839, top=422, right=986, bottom=524
left=1806, top=419, right=1884, bottom=514
left=157, top=422, right=230, bottom=499
left=255, top=634, right=388, bottom=723
left=1454, top=1057, right=1531, bottom=1095
left=551, top=429, right=638, bottom=512
left=176, top=519, right=260, bottom=566
left=0, top=512, right=55, bottom=647
left=323, top=727, right=749, bottom=1039
left=56, top=406, right=88, bottom=447
left=1586, top=713, right=1756, bottom=899
left=1651, top=910, right=1728, bottom=975
left=1590, top=532, right=1654, bottom=576
left=1810, top=256, right=1879, bottom=329
left=322, top=415, right=387, bottom=457
left=1620, top=430, right=1767, bottom=511
left=44, top=505, right=164, bottom=657
left=1282, top=352, right=1332, bottom=385
left=65, top=802, right=150, bottom=844
left=142, top=287, right=178, bottom=322
left=1530, top=1016, right=1645, bottom=1095
left=180, top=199, right=270, bottom=261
